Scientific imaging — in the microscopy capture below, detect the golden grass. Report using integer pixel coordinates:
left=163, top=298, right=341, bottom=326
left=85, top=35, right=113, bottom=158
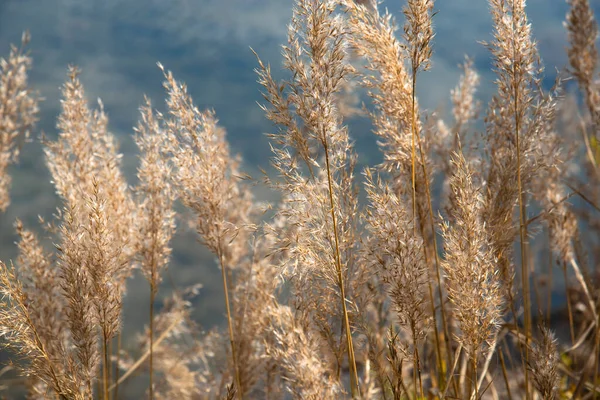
left=0, top=0, right=599, bottom=399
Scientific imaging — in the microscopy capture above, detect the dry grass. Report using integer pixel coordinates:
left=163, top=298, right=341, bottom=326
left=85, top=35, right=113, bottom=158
left=0, top=0, right=600, bottom=399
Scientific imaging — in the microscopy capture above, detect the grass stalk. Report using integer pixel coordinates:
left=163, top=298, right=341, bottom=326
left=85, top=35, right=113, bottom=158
left=149, top=281, right=155, bottom=400
left=410, top=321, right=423, bottom=398
left=413, top=65, right=454, bottom=395
left=108, top=315, right=182, bottom=392
left=102, top=329, right=110, bottom=400
left=114, top=332, right=122, bottom=400
left=416, top=122, right=454, bottom=393
left=470, top=355, right=478, bottom=400
left=442, top=344, right=462, bottom=399
left=546, top=231, right=554, bottom=323
left=498, top=348, right=513, bottom=400
left=218, top=249, right=242, bottom=399
left=593, top=325, right=600, bottom=398
left=511, top=1, right=531, bottom=391
left=562, top=262, right=576, bottom=346
left=323, top=140, right=359, bottom=397
left=411, top=75, right=418, bottom=237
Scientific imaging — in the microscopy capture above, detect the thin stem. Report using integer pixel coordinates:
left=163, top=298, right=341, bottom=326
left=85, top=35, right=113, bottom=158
left=414, top=189, right=444, bottom=390
left=410, top=69, right=418, bottom=235
left=218, top=249, right=243, bottom=399
left=511, top=2, right=531, bottom=394
left=114, top=332, right=122, bottom=400
left=498, top=348, right=513, bottom=400
left=107, top=340, right=112, bottom=396
left=108, top=315, right=182, bottom=392
left=409, top=67, right=425, bottom=398
left=416, top=120, right=454, bottom=390
left=475, top=338, right=498, bottom=394
left=413, top=66, right=454, bottom=394
left=410, top=321, right=423, bottom=398
left=501, top=278, right=528, bottom=396
left=442, top=344, right=463, bottom=399
left=459, top=349, right=468, bottom=396
left=471, top=355, right=478, bottom=400
left=562, top=261, right=576, bottom=346
left=568, top=254, right=600, bottom=395
left=426, top=281, right=444, bottom=387
left=515, top=74, right=531, bottom=399
left=546, top=230, right=553, bottom=323
left=149, top=282, right=155, bottom=400
left=593, top=324, right=600, bottom=398
left=323, top=140, right=359, bottom=397
left=568, top=256, right=597, bottom=321
left=102, top=329, right=110, bottom=400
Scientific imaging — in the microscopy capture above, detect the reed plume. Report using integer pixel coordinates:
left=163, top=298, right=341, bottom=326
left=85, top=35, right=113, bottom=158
left=363, top=168, right=431, bottom=395
left=254, top=0, right=360, bottom=394
left=566, top=0, right=599, bottom=139
left=133, top=97, right=177, bottom=399
left=441, top=152, right=503, bottom=397
left=0, top=32, right=39, bottom=212
left=529, top=327, right=559, bottom=400
left=158, top=63, right=255, bottom=398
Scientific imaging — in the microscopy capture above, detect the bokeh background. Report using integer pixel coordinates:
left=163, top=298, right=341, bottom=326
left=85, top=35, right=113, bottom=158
left=0, top=0, right=598, bottom=362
